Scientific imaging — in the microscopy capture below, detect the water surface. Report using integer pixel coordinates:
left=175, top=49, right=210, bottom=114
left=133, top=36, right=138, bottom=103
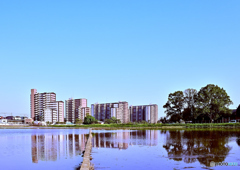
left=0, top=129, right=89, bottom=170
left=91, top=129, right=240, bottom=170
left=1, top=129, right=240, bottom=170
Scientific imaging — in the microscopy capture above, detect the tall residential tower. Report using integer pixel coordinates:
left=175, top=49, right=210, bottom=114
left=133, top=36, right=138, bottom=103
left=30, top=89, right=64, bottom=123
left=91, top=101, right=129, bottom=123
left=65, top=98, right=89, bottom=123
left=129, top=104, right=158, bottom=123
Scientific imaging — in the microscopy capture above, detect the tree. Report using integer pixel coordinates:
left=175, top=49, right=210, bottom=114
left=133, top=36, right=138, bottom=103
left=75, top=118, right=83, bottom=125
left=184, top=88, right=198, bottom=120
left=110, top=117, right=121, bottom=124
left=104, top=119, right=113, bottom=124
left=169, top=114, right=182, bottom=122
left=195, top=84, right=233, bottom=122
left=182, top=108, right=193, bottom=121
left=184, top=89, right=197, bottom=108
left=163, top=91, right=184, bottom=122
left=139, top=120, right=148, bottom=124
left=159, top=117, right=167, bottom=123
left=104, top=117, right=121, bottom=124
left=83, top=115, right=97, bottom=124
left=236, top=105, right=240, bottom=117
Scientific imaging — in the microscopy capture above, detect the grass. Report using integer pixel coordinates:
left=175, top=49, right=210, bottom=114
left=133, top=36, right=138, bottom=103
left=184, top=122, right=240, bottom=127
left=49, top=122, right=240, bottom=129
left=51, top=123, right=163, bottom=128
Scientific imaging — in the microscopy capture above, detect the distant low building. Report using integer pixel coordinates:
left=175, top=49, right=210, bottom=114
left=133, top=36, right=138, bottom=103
left=24, top=118, right=33, bottom=124
left=0, top=119, right=8, bottom=124
left=21, top=117, right=28, bottom=120
left=6, top=116, right=15, bottom=120
left=33, top=121, right=46, bottom=126
left=7, top=119, right=24, bottom=124
left=15, top=116, right=22, bottom=120
left=66, top=121, right=74, bottom=125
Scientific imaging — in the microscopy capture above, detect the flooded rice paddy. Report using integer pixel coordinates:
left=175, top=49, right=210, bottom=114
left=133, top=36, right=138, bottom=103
left=1, top=129, right=240, bottom=169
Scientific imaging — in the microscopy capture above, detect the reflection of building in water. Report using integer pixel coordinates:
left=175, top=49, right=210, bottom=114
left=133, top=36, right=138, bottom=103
left=129, top=130, right=158, bottom=146
left=92, top=130, right=158, bottom=150
left=31, top=133, right=88, bottom=163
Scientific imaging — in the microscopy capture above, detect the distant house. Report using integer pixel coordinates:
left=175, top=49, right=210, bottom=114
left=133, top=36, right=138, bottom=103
left=24, top=118, right=33, bottom=124
left=6, top=116, right=15, bottom=120
left=66, top=121, right=74, bottom=125
left=15, top=116, right=22, bottom=120
left=97, top=121, right=104, bottom=124
left=33, top=121, right=46, bottom=126
left=7, top=119, right=24, bottom=124
left=0, top=119, right=8, bottom=124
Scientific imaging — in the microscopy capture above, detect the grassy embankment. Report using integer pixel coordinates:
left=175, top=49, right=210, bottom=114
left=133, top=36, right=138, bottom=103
left=50, top=123, right=240, bottom=129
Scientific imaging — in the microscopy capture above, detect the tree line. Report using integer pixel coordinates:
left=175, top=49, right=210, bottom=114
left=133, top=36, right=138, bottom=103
left=163, top=84, right=234, bottom=123
left=74, top=115, right=122, bottom=125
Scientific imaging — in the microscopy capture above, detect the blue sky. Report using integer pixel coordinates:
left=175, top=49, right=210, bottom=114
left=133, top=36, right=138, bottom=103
left=0, top=0, right=239, bottom=118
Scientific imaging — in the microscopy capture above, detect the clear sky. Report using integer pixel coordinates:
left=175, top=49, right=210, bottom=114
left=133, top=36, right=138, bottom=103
left=0, top=0, right=239, bottom=118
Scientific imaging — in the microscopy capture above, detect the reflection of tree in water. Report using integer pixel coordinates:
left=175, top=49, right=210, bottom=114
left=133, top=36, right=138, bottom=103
left=237, top=138, right=240, bottom=146
left=163, top=130, right=234, bottom=166
left=163, top=131, right=184, bottom=162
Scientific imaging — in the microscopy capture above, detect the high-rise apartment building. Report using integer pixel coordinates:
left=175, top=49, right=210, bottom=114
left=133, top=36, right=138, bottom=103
left=57, top=101, right=64, bottom=122
left=129, top=104, right=158, bottom=123
left=80, top=107, right=91, bottom=120
left=65, top=98, right=88, bottom=123
left=30, top=89, right=64, bottom=123
left=30, top=89, right=37, bottom=119
left=91, top=101, right=129, bottom=123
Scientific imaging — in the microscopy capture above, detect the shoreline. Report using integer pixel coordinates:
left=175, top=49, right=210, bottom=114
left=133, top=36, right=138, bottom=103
left=1, top=123, right=240, bottom=130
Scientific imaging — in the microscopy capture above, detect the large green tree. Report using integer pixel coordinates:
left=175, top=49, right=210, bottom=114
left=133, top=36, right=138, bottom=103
left=163, top=91, right=185, bottom=121
left=83, top=115, right=97, bottom=124
left=195, top=84, right=233, bottom=122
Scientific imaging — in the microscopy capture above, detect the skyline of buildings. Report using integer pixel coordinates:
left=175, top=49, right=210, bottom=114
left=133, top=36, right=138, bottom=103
left=30, top=89, right=159, bottom=123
